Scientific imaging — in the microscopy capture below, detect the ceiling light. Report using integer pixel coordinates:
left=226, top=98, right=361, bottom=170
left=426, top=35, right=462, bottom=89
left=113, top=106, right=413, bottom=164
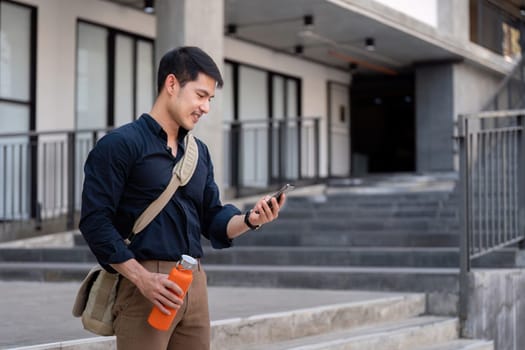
left=365, top=37, right=375, bottom=51
left=144, top=0, right=154, bottom=14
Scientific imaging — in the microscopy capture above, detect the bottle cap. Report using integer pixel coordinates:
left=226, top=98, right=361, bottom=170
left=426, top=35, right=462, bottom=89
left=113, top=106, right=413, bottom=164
left=179, top=254, right=198, bottom=270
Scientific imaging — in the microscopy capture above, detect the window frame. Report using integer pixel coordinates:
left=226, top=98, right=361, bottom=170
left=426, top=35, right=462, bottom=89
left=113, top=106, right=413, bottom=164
left=0, top=0, right=37, bottom=131
left=75, top=18, right=155, bottom=129
left=223, top=59, right=303, bottom=188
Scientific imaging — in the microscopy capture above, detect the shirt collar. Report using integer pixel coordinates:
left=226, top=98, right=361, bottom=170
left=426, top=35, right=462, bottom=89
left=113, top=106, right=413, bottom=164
left=140, top=113, right=189, bottom=142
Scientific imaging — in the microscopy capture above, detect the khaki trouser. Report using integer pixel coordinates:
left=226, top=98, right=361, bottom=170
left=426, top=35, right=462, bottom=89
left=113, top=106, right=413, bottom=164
left=112, top=260, right=210, bottom=350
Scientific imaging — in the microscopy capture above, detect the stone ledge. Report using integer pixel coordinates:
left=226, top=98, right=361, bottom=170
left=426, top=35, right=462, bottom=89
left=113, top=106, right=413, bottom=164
left=8, top=337, right=115, bottom=350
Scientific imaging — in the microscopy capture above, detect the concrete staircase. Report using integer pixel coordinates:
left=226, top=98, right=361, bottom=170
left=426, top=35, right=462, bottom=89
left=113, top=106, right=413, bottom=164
left=7, top=289, right=493, bottom=350
left=0, top=174, right=503, bottom=348
left=200, top=181, right=518, bottom=317
left=210, top=292, right=493, bottom=350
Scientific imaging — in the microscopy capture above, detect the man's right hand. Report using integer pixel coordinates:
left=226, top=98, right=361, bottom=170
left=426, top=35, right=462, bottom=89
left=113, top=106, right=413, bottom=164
left=111, top=259, right=184, bottom=315
left=136, top=271, right=184, bottom=315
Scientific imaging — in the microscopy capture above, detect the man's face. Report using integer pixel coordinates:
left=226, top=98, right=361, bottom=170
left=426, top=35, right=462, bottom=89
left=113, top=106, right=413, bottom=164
left=169, top=72, right=216, bottom=130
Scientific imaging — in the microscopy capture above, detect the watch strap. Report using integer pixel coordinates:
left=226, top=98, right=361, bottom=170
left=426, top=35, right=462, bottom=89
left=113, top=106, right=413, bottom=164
left=244, top=210, right=260, bottom=230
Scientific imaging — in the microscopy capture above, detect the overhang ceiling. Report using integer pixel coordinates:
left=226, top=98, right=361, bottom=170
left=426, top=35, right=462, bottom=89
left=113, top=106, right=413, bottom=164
left=223, top=0, right=462, bottom=74
left=106, top=0, right=514, bottom=75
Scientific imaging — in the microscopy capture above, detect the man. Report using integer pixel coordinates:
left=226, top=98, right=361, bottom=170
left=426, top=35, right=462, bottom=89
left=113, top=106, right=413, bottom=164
left=79, top=46, right=285, bottom=350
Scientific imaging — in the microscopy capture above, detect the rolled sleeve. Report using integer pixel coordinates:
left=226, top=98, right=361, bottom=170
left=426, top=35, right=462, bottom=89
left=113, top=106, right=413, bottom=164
left=207, top=204, right=241, bottom=248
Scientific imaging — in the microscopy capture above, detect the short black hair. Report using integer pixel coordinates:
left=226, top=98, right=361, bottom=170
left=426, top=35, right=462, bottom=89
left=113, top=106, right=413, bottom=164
left=157, top=46, right=224, bottom=93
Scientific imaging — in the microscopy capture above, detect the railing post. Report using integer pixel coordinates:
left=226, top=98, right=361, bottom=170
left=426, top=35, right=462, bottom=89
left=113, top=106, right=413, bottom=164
left=230, top=122, right=241, bottom=198
left=457, top=114, right=471, bottom=332
left=267, top=120, right=274, bottom=185
left=314, top=118, right=320, bottom=181
left=521, top=60, right=525, bottom=109
left=66, top=131, right=76, bottom=230
left=278, top=120, right=287, bottom=184
left=518, top=115, right=525, bottom=249
left=29, top=134, right=39, bottom=220
left=297, top=118, right=302, bottom=180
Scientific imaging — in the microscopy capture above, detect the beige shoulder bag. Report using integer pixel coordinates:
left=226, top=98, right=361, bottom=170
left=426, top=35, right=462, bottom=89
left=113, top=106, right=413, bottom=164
left=72, top=134, right=199, bottom=336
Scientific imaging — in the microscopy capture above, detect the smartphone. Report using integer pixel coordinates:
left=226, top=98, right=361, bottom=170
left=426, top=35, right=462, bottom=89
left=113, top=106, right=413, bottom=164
left=267, top=184, right=295, bottom=208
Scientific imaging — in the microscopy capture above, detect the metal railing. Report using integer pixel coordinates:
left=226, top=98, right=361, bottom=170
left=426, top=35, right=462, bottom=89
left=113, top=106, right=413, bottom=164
left=0, top=116, right=321, bottom=239
left=223, top=117, right=321, bottom=197
left=0, top=129, right=109, bottom=241
left=457, top=110, right=525, bottom=323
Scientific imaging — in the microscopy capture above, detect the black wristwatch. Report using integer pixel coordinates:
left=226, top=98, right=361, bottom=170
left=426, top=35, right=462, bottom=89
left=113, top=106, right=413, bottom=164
left=244, top=210, right=260, bottom=230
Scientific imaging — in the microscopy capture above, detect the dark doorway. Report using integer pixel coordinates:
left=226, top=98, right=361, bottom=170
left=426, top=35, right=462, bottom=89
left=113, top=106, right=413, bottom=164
left=351, top=74, right=415, bottom=174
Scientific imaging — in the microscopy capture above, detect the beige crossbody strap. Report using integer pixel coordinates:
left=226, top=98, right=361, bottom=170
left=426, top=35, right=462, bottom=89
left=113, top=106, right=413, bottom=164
left=125, top=134, right=199, bottom=244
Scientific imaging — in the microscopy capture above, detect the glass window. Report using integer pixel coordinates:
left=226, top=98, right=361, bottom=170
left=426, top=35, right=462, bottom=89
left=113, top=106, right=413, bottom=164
left=239, top=66, right=268, bottom=121
left=285, top=79, right=299, bottom=179
left=76, top=22, right=108, bottom=129
left=225, top=62, right=303, bottom=189
left=223, top=62, right=234, bottom=122
left=0, top=102, right=29, bottom=134
left=286, top=79, right=298, bottom=117
left=0, top=1, right=31, bottom=101
left=75, top=21, right=154, bottom=130
left=222, top=62, right=235, bottom=187
left=272, top=76, right=285, bottom=120
left=239, top=66, right=268, bottom=187
left=0, top=0, right=35, bottom=220
left=135, top=40, right=154, bottom=118
left=114, top=34, right=134, bottom=126
left=470, top=0, right=523, bottom=57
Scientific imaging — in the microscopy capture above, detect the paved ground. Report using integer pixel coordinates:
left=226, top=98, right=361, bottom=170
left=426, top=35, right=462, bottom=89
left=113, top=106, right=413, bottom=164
left=0, top=281, right=404, bottom=349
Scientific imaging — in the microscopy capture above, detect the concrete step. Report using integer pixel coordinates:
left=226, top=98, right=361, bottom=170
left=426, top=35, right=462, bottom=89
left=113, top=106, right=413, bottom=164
left=292, top=191, right=455, bottom=203
left=211, top=293, right=426, bottom=350
left=74, top=229, right=461, bottom=248
left=202, top=247, right=516, bottom=268
left=283, top=197, right=457, bottom=209
left=279, top=207, right=458, bottom=220
left=281, top=201, right=455, bottom=210
left=263, top=202, right=458, bottom=216
left=205, top=265, right=459, bottom=315
left=233, top=230, right=460, bottom=247
left=0, top=246, right=516, bottom=268
left=241, top=316, right=458, bottom=350
left=0, top=262, right=458, bottom=295
left=262, top=217, right=460, bottom=231
left=413, top=339, right=494, bottom=350
left=6, top=289, right=427, bottom=350
left=0, top=262, right=91, bottom=281
left=203, top=265, right=459, bottom=295
left=0, top=247, right=96, bottom=263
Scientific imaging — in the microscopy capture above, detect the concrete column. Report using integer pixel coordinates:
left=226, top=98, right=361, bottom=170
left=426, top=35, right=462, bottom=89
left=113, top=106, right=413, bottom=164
left=155, top=0, right=226, bottom=191
left=415, top=64, right=455, bottom=173
left=437, top=0, right=469, bottom=42
left=416, top=61, right=502, bottom=173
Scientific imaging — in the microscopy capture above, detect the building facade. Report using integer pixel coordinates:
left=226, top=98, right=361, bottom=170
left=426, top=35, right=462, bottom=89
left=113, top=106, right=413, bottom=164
left=0, top=0, right=520, bottom=209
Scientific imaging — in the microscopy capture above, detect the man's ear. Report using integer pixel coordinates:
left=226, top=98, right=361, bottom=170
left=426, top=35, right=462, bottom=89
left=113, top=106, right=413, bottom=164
left=164, top=74, right=179, bottom=95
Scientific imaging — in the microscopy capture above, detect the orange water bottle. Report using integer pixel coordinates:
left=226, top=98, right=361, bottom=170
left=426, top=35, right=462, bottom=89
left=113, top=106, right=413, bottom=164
left=148, top=255, right=198, bottom=330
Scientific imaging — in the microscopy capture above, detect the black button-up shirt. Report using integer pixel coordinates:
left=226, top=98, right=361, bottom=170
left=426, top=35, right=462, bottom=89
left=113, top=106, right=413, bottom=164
left=79, top=114, right=240, bottom=271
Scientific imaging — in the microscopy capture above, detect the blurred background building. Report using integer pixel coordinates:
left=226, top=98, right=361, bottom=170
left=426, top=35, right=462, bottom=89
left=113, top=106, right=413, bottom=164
left=0, top=0, right=522, bottom=234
